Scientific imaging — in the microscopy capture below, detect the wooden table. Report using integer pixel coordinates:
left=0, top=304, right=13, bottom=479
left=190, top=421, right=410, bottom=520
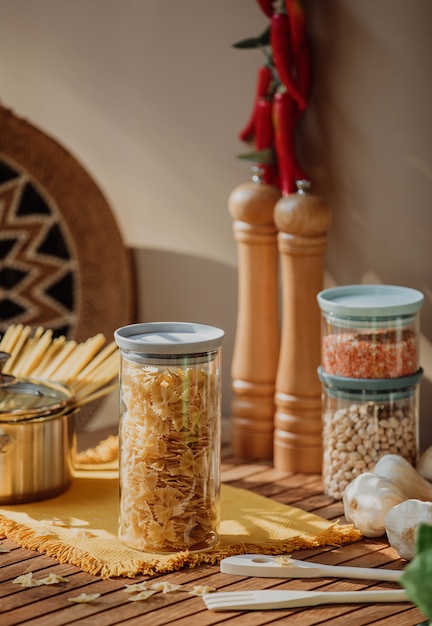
left=0, top=444, right=426, bottom=626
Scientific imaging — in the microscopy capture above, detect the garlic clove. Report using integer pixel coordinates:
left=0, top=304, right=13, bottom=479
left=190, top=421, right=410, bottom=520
left=373, top=454, right=432, bottom=502
left=416, top=446, right=432, bottom=482
left=343, top=471, right=406, bottom=537
left=384, top=499, right=432, bottom=561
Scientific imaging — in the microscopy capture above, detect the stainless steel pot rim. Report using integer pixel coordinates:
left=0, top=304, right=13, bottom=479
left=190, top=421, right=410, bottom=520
left=0, top=404, right=78, bottom=425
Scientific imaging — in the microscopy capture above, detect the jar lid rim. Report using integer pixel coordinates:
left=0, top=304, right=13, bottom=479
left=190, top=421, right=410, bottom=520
left=114, top=322, right=224, bottom=354
left=317, top=284, right=424, bottom=317
left=318, top=366, right=423, bottom=390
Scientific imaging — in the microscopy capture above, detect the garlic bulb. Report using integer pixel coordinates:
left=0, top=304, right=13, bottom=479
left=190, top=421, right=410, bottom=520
left=385, top=499, right=432, bottom=561
left=343, top=454, right=432, bottom=538
left=342, top=471, right=406, bottom=537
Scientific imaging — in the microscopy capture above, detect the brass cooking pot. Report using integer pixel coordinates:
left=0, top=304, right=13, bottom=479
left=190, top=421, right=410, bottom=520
left=0, top=351, right=77, bottom=504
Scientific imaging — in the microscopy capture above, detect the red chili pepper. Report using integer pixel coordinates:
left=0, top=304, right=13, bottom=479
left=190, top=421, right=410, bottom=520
left=255, top=0, right=273, bottom=18
left=270, top=11, right=307, bottom=112
left=273, top=90, right=307, bottom=195
left=284, top=0, right=306, bottom=61
left=254, top=97, right=277, bottom=184
left=284, top=0, right=311, bottom=118
left=255, top=98, right=274, bottom=150
left=238, top=64, right=273, bottom=143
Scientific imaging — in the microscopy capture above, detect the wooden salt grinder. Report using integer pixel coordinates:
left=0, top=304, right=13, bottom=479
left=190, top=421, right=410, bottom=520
left=273, top=180, right=332, bottom=472
left=228, top=170, right=281, bottom=460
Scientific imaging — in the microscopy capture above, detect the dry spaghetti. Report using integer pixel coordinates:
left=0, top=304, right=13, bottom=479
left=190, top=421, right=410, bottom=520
left=0, top=324, right=119, bottom=408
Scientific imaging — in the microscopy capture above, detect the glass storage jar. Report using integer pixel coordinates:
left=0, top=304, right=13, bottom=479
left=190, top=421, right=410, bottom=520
left=114, top=322, right=224, bottom=553
left=317, top=285, right=424, bottom=379
left=318, top=367, right=422, bottom=500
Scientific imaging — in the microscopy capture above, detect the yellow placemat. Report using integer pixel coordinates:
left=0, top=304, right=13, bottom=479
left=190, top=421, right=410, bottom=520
left=0, top=469, right=361, bottom=579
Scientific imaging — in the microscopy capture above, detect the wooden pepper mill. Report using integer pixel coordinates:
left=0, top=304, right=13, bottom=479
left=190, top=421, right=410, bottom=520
left=228, top=168, right=281, bottom=460
left=273, top=180, right=332, bottom=472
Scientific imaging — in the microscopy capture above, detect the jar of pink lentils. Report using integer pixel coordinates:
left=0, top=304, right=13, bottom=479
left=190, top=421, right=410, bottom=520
left=317, top=285, right=424, bottom=379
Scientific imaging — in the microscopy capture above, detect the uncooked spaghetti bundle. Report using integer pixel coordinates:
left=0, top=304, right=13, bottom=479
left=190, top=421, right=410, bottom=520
left=0, top=324, right=119, bottom=408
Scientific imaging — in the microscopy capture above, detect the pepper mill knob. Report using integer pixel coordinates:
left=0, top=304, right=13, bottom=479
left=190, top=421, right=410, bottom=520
left=296, top=179, right=311, bottom=195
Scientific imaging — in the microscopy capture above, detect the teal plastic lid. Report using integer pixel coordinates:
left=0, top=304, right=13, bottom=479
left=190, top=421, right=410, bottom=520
left=317, top=284, right=424, bottom=317
left=318, top=366, right=423, bottom=392
left=114, top=322, right=225, bottom=355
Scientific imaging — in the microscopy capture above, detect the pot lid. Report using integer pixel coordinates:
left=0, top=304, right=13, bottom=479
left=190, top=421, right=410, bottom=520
left=0, top=351, right=73, bottom=422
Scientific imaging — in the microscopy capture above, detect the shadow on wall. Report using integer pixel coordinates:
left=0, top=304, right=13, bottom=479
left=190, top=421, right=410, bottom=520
left=132, top=247, right=237, bottom=417
left=86, top=247, right=432, bottom=454
left=132, top=248, right=432, bottom=450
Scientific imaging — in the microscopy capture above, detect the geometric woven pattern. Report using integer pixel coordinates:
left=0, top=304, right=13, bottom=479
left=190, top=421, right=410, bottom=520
left=0, top=103, right=135, bottom=345
left=0, top=156, right=79, bottom=337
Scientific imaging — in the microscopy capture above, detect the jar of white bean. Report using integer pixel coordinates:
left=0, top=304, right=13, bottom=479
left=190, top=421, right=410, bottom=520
left=114, top=322, right=224, bottom=553
left=318, top=367, right=422, bottom=500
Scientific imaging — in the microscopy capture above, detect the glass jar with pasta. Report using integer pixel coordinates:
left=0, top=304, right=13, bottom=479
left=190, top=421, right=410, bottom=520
left=114, top=322, right=224, bottom=553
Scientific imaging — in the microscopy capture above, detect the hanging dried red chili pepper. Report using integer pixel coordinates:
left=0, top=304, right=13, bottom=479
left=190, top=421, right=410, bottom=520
left=270, top=9, right=307, bottom=112
left=284, top=0, right=306, bottom=61
left=235, top=0, right=311, bottom=191
left=284, top=0, right=312, bottom=118
left=273, top=89, right=307, bottom=195
left=254, top=96, right=277, bottom=184
left=255, top=0, right=273, bottom=18
left=238, top=64, right=274, bottom=143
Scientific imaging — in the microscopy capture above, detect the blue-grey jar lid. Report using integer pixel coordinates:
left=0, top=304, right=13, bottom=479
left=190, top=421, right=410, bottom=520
left=317, top=284, right=424, bottom=318
left=318, top=366, right=423, bottom=402
left=318, top=366, right=423, bottom=392
left=114, top=322, right=225, bottom=355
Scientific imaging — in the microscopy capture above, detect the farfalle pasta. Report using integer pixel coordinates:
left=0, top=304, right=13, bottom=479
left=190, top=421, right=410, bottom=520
left=118, top=360, right=221, bottom=553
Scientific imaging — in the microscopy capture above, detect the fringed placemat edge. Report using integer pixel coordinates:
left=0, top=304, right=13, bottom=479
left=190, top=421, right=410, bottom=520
left=0, top=513, right=362, bottom=580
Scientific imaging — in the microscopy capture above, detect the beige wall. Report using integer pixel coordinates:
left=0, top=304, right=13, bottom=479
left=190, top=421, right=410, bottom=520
left=303, top=0, right=432, bottom=446
left=1, top=1, right=431, bottom=446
